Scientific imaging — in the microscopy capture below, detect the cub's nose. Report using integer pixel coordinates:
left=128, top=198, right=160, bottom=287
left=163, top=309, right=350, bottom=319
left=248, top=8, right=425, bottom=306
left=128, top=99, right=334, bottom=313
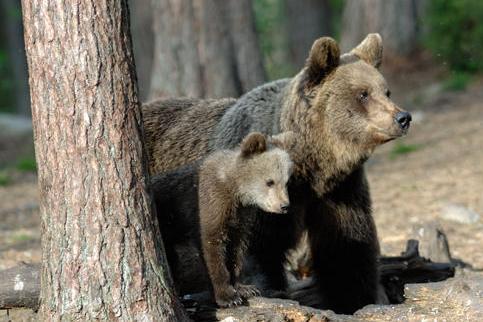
left=395, top=111, right=412, bottom=130
left=280, top=204, right=290, bottom=214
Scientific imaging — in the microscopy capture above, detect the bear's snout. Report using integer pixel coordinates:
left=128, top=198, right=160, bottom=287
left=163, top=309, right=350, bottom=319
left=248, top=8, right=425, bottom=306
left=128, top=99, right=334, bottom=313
left=394, top=111, right=412, bottom=131
left=280, top=203, right=290, bottom=214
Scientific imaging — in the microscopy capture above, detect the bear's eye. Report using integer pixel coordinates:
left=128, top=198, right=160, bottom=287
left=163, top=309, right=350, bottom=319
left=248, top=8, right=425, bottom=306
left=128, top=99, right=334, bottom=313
left=385, top=89, right=391, bottom=98
left=266, top=179, right=274, bottom=187
left=359, top=90, right=369, bottom=102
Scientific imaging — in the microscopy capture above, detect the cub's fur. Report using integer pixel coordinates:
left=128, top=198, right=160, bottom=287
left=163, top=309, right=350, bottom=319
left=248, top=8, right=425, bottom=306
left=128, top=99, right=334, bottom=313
left=151, top=132, right=293, bottom=307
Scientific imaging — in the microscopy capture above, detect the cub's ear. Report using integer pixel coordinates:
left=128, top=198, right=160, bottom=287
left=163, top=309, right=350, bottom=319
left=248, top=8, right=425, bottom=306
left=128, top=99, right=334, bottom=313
left=240, top=132, right=267, bottom=157
left=269, top=131, right=297, bottom=151
left=349, top=33, right=383, bottom=68
left=303, top=37, right=340, bottom=89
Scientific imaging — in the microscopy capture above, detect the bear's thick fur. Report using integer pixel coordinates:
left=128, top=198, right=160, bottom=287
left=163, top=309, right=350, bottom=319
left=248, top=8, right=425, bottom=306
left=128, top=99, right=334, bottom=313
left=151, top=132, right=293, bottom=308
left=143, top=34, right=411, bottom=314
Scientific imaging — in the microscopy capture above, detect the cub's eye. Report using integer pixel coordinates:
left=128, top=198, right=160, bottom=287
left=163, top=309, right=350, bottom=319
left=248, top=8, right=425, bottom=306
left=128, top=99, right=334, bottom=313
left=359, top=90, right=369, bottom=101
left=385, top=89, right=391, bottom=98
left=266, top=179, right=274, bottom=187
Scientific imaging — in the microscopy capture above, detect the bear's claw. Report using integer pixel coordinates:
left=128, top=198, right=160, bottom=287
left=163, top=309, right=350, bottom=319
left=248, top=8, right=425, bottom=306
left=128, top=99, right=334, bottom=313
left=215, top=286, right=245, bottom=307
left=235, top=283, right=260, bottom=299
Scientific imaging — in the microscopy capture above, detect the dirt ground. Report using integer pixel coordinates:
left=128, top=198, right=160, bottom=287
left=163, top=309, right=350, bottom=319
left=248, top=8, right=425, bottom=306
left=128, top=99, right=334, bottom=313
left=370, top=71, right=483, bottom=269
left=1, top=68, right=482, bottom=273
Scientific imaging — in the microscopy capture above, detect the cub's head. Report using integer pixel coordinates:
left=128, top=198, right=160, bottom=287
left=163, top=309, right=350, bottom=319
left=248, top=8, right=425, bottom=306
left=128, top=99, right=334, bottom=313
left=235, top=132, right=293, bottom=214
left=295, top=33, right=411, bottom=150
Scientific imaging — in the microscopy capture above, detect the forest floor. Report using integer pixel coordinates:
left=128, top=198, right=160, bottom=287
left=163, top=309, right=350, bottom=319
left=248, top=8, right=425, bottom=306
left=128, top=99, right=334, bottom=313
left=0, top=67, right=482, bottom=304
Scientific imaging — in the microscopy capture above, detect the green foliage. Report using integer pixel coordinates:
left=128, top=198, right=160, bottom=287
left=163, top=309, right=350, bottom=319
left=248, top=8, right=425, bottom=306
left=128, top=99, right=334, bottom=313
left=16, top=156, right=37, bottom=172
left=253, top=0, right=294, bottom=80
left=442, top=71, right=472, bottom=91
left=425, top=0, right=483, bottom=73
left=328, top=0, right=345, bottom=40
left=12, top=233, right=34, bottom=243
left=0, top=171, right=11, bottom=186
left=390, top=142, right=423, bottom=159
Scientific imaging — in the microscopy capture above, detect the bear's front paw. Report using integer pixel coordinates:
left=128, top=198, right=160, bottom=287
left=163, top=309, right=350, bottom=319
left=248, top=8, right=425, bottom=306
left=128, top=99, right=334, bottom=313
left=215, top=286, right=244, bottom=308
left=235, top=283, right=260, bottom=299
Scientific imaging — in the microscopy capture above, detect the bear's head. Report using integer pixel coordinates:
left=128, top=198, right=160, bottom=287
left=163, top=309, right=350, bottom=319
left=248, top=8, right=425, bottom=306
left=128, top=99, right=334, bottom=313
left=235, top=132, right=293, bottom=214
left=284, top=33, right=411, bottom=161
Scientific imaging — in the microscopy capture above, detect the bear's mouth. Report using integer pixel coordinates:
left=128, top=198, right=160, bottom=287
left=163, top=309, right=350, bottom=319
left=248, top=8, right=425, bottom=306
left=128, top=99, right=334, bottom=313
left=381, top=137, right=396, bottom=143
left=373, top=131, right=401, bottom=145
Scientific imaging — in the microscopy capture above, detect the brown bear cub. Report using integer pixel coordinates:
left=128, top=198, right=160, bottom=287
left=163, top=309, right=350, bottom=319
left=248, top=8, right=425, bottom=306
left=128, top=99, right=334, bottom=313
left=150, top=132, right=293, bottom=307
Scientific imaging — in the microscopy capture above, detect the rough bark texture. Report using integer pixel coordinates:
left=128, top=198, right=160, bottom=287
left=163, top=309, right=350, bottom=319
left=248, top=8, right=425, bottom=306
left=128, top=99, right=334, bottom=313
left=285, top=0, right=332, bottom=70
left=129, top=0, right=154, bottom=101
left=21, top=1, right=187, bottom=320
left=149, top=0, right=266, bottom=99
left=340, top=0, right=426, bottom=57
left=0, top=0, right=30, bottom=116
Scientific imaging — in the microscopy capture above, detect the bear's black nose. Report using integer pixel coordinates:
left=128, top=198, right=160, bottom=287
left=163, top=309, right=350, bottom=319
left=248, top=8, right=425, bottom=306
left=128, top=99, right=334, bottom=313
left=281, top=204, right=290, bottom=213
left=395, top=111, right=412, bottom=130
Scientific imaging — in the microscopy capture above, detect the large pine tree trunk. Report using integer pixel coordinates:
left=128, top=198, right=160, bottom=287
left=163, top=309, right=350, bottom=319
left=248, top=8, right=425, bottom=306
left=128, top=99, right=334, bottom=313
left=149, top=0, right=266, bottom=99
left=340, top=0, right=426, bottom=57
left=284, top=0, right=332, bottom=70
left=21, top=1, right=187, bottom=320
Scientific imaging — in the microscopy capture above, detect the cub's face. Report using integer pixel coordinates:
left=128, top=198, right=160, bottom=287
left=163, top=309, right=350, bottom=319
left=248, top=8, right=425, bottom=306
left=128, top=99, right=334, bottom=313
left=237, top=148, right=292, bottom=214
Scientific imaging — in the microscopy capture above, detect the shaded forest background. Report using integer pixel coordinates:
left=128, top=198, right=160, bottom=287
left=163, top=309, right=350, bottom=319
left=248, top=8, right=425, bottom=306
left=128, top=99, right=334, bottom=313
left=1, top=0, right=483, bottom=113
left=1, top=0, right=482, bottom=179
left=1, top=1, right=483, bottom=237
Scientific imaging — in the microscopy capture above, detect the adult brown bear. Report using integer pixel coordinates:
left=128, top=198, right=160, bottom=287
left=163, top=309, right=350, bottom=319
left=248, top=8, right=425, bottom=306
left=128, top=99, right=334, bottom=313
left=143, top=34, right=411, bottom=314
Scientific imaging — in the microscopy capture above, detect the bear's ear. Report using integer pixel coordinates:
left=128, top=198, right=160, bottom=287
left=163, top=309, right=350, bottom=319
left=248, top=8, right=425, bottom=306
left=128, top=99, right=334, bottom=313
left=240, top=132, right=267, bottom=157
left=348, top=33, right=383, bottom=68
left=302, top=37, right=341, bottom=89
left=269, top=131, right=297, bottom=151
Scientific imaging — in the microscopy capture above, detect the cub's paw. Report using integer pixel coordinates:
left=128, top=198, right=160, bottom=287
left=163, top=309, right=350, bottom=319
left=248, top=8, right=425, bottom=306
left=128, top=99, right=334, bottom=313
left=215, top=286, right=244, bottom=308
left=235, top=283, right=260, bottom=299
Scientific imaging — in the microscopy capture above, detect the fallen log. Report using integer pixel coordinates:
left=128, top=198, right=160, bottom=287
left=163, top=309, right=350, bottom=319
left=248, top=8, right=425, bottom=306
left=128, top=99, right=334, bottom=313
left=379, top=239, right=455, bottom=303
left=0, top=239, right=456, bottom=312
left=0, top=262, right=40, bottom=311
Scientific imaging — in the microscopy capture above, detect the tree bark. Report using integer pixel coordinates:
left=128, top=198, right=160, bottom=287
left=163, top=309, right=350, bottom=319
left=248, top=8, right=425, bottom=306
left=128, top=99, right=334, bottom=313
left=0, top=0, right=30, bottom=116
left=284, top=0, right=332, bottom=70
left=149, top=0, right=266, bottom=99
left=21, top=1, right=187, bottom=320
left=340, top=0, right=426, bottom=57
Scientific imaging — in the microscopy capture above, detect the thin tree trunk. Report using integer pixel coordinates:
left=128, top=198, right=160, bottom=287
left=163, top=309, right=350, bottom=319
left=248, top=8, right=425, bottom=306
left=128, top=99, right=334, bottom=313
left=0, top=0, right=30, bottom=116
left=129, top=0, right=154, bottom=101
left=340, top=0, right=425, bottom=57
left=226, top=0, right=267, bottom=92
left=149, top=0, right=266, bottom=99
left=284, top=0, right=332, bottom=70
left=21, top=1, right=187, bottom=320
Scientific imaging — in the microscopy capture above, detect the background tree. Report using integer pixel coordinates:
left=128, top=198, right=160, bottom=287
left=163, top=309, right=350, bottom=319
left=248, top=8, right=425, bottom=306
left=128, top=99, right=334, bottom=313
left=284, top=0, right=332, bottom=70
left=129, top=0, right=154, bottom=101
left=340, top=0, right=426, bottom=58
left=0, top=0, right=30, bottom=116
left=149, top=0, right=266, bottom=99
left=21, top=0, right=187, bottom=320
